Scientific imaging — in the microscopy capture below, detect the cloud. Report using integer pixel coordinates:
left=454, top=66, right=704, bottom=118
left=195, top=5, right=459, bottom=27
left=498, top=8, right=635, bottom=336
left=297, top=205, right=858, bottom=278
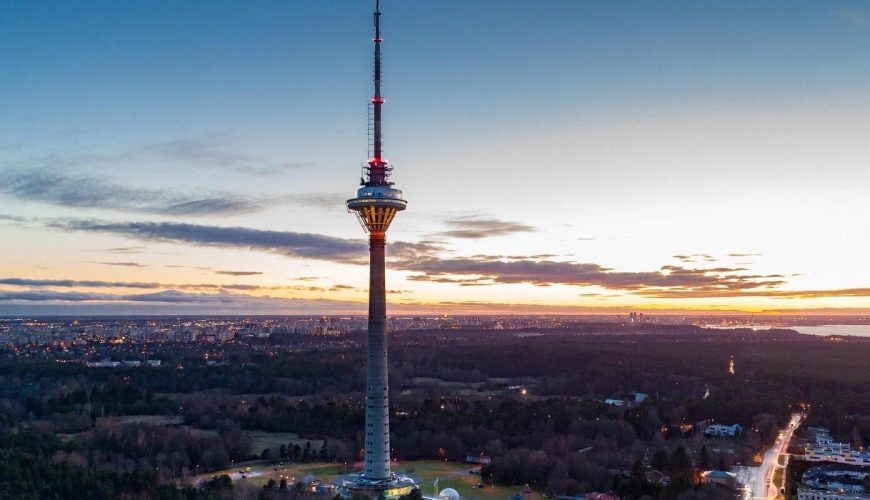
left=93, top=261, right=146, bottom=268
left=727, top=252, right=761, bottom=258
left=0, top=169, right=260, bottom=216
left=396, top=251, right=787, bottom=295
left=0, top=288, right=375, bottom=315
left=147, top=138, right=308, bottom=176
left=436, top=215, right=535, bottom=239
left=215, top=270, right=263, bottom=276
left=0, top=278, right=161, bottom=289
left=282, top=193, right=348, bottom=210
left=0, top=277, right=281, bottom=293
left=49, top=218, right=367, bottom=263
left=329, top=284, right=356, bottom=292
left=234, top=163, right=310, bottom=176
left=0, top=214, right=29, bottom=223
left=470, top=254, right=559, bottom=260
left=97, top=246, right=147, bottom=254
left=643, top=287, right=870, bottom=299
left=0, top=290, right=120, bottom=302
left=673, top=253, right=718, bottom=263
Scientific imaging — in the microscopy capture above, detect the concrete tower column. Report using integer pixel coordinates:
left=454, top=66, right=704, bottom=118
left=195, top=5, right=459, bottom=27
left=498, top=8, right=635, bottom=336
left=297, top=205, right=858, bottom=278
left=364, top=232, right=390, bottom=480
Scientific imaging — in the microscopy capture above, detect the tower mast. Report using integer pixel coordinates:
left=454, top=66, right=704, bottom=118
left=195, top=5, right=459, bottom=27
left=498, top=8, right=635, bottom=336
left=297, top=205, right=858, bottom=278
left=371, top=0, right=384, bottom=176
left=339, top=1, right=416, bottom=498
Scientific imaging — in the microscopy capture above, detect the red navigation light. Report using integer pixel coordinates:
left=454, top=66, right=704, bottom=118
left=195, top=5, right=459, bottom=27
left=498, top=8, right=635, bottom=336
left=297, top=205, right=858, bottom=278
left=371, top=97, right=385, bottom=104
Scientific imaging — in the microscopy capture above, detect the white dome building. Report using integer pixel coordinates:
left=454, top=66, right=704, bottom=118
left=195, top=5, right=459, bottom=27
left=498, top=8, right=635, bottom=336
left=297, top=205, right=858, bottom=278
left=438, top=488, right=462, bottom=500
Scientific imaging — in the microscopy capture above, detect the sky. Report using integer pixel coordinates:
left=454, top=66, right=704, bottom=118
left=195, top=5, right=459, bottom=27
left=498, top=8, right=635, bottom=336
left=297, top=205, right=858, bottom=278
left=1, top=0, right=870, bottom=315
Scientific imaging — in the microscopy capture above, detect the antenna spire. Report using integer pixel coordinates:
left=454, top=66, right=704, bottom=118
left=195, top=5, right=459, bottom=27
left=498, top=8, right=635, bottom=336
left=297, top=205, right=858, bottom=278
left=368, top=0, right=386, bottom=186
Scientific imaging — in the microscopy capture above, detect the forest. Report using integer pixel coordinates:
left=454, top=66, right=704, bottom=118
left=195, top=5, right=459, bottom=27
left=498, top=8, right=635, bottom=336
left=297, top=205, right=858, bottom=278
left=0, top=325, right=867, bottom=498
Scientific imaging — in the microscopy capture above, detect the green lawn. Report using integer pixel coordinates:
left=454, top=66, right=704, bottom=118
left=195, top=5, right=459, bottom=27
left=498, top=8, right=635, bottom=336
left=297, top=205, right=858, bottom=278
left=195, top=460, right=521, bottom=499
left=772, top=467, right=784, bottom=499
left=99, top=415, right=184, bottom=426
left=242, top=430, right=318, bottom=457
left=393, top=461, right=516, bottom=499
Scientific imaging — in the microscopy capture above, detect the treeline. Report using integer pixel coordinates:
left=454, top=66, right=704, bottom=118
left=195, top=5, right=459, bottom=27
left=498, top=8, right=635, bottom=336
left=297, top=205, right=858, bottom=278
left=0, top=431, right=233, bottom=499
left=80, top=419, right=250, bottom=479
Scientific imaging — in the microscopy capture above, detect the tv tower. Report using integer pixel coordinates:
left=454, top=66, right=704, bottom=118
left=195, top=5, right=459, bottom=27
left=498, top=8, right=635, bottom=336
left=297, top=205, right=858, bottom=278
left=336, top=1, right=418, bottom=498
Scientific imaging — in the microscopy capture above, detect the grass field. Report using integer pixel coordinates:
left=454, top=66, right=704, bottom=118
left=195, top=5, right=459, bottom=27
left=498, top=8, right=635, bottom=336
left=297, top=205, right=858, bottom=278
left=243, top=430, right=321, bottom=457
left=196, top=460, right=520, bottom=499
left=392, top=461, right=517, bottom=499
left=98, top=415, right=184, bottom=426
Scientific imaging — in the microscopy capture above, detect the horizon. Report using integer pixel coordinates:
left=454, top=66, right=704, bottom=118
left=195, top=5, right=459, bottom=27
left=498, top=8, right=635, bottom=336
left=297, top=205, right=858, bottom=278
left=2, top=1, right=870, bottom=315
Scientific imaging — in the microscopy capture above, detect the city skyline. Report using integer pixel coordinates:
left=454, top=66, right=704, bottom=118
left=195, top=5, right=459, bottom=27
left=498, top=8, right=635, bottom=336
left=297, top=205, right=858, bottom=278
left=3, top=0, right=870, bottom=315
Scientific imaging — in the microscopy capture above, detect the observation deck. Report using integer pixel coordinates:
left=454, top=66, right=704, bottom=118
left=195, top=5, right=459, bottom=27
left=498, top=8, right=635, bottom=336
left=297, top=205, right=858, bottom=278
left=347, top=184, right=407, bottom=234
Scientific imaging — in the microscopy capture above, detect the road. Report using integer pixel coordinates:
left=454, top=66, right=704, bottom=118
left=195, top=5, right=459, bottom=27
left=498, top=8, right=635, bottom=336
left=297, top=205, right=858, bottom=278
left=741, top=413, right=803, bottom=500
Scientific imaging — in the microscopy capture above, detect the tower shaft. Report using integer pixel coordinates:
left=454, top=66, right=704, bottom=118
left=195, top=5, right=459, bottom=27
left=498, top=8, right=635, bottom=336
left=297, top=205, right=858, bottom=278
left=364, top=232, right=390, bottom=480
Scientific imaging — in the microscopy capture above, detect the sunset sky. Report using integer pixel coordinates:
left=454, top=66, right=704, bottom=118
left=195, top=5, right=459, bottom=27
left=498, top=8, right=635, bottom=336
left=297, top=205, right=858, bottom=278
left=2, top=0, right=870, bottom=315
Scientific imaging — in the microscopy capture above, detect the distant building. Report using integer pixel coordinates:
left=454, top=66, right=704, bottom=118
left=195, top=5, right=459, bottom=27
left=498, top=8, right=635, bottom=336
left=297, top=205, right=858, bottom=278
left=809, top=427, right=834, bottom=444
left=803, top=465, right=868, bottom=494
left=798, top=488, right=870, bottom=500
left=805, top=431, right=870, bottom=466
left=704, top=423, right=743, bottom=438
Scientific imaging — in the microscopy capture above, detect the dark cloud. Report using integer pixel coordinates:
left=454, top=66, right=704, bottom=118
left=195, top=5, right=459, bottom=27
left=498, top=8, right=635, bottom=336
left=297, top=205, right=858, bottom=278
left=329, top=284, right=356, bottom=292
left=642, top=287, right=870, bottom=299
left=0, top=169, right=260, bottom=216
left=470, top=254, right=559, bottom=260
left=215, top=270, right=263, bottom=276
left=396, top=253, right=787, bottom=295
left=49, top=218, right=367, bottom=263
left=0, top=290, right=119, bottom=302
left=0, top=288, right=320, bottom=305
left=0, top=288, right=377, bottom=315
left=436, top=216, right=535, bottom=239
left=0, top=278, right=160, bottom=289
left=0, top=214, right=29, bottom=223
left=0, top=277, right=266, bottom=293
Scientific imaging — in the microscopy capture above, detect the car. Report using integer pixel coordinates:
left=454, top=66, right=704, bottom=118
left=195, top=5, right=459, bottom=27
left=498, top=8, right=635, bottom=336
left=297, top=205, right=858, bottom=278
left=474, top=483, right=484, bottom=489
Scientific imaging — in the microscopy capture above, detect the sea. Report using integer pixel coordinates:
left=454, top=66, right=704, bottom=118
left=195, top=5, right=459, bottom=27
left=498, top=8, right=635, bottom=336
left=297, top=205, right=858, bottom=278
left=791, top=325, right=870, bottom=338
